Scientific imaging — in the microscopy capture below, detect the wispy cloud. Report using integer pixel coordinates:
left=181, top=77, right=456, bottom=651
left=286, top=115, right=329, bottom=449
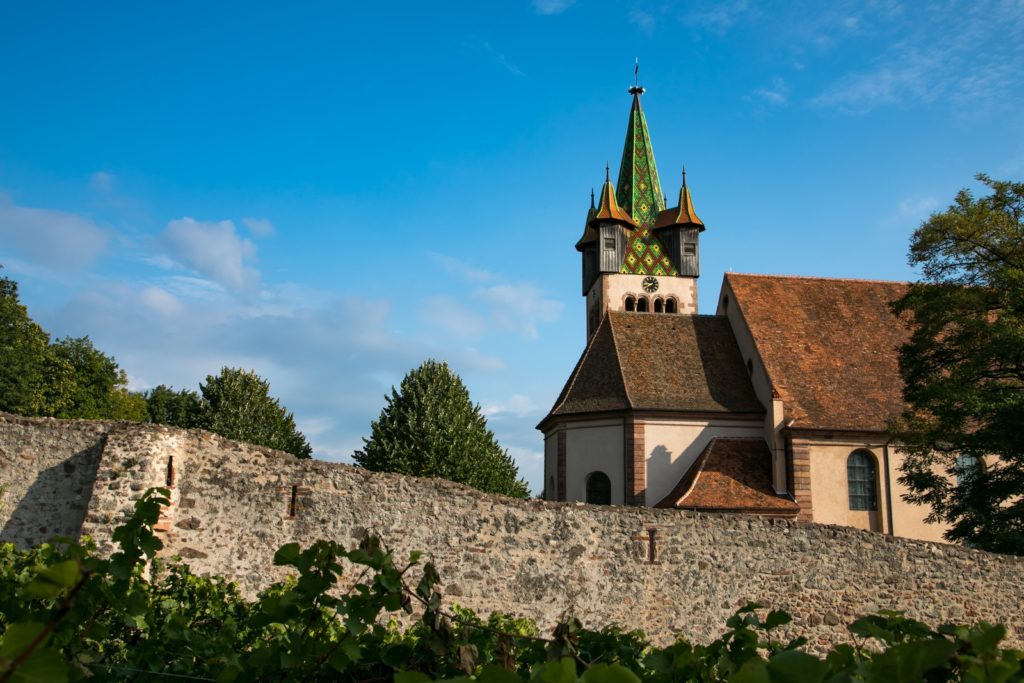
left=812, top=1, right=1024, bottom=114
left=483, top=393, right=541, bottom=418
left=475, top=283, right=562, bottom=339
left=629, top=10, right=656, bottom=35
left=431, top=253, right=497, bottom=283
left=532, top=0, right=575, bottom=15
left=480, top=41, right=524, bottom=77
left=0, top=194, right=110, bottom=269
left=242, top=217, right=275, bottom=237
left=751, top=76, right=791, bottom=106
left=420, top=295, right=488, bottom=338
left=887, top=196, right=940, bottom=226
left=89, top=171, right=115, bottom=193
left=680, top=0, right=753, bottom=34
left=160, top=218, right=260, bottom=292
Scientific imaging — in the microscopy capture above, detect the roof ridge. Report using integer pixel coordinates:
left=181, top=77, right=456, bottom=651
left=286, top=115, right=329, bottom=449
left=726, top=272, right=910, bottom=286
left=607, top=315, right=633, bottom=408
left=671, top=438, right=718, bottom=506
left=547, top=323, right=602, bottom=417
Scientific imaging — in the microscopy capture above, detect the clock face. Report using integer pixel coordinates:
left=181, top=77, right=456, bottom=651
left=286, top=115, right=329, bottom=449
left=642, top=276, right=659, bottom=293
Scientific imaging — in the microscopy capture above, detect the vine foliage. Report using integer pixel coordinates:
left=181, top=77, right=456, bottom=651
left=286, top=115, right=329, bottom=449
left=0, top=489, right=1021, bottom=682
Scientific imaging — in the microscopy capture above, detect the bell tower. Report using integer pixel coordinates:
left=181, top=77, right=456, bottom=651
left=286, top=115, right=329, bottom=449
left=575, top=83, right=703, bottom=340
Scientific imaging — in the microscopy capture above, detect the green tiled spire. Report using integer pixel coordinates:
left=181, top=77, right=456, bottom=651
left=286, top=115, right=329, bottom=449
left=615, top=90, right=678, bottom=276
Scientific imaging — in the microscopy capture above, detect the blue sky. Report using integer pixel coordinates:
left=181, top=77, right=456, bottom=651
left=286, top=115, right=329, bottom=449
left=2, top=0, right=1022, bottom=492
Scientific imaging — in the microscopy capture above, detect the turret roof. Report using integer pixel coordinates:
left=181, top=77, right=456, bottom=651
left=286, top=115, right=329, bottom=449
left=654, top=170, right=705, bottom=230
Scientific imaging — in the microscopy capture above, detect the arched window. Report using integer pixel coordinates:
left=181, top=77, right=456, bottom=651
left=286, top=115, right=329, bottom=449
left=746, top=358, right=753, bottom=375
left=847, top=450, right=878, bottom=511
left=548, top=475, right=556, bottom=500
left=955, top=454, right=981, bottom=487
left=665, top=298, right=677, bottom=314
left=585, top=471, right=612, bottom=505
left=637, top=297, right=649, bottom=312
left=625, top=296, right=636, bottom=311
left=654, top=298, right=664, bottom=313
left=722, top=295, right=730, bottom=313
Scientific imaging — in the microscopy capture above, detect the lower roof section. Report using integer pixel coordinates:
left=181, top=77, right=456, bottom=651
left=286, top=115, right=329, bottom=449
left=655, top=437, right=799, bottom=517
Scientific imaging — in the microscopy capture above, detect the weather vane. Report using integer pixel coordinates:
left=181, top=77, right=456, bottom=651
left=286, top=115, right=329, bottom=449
left=628, top=58, right=645, bottom=95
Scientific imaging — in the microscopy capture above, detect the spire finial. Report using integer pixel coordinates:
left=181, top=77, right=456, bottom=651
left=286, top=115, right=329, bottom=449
left=682, top=166, right=687, bottom=187
left=590, top=187, right=596, bottom=208
left=628, top=58, right=645, bottom=96
left=605, top=162, right=610, bottom=183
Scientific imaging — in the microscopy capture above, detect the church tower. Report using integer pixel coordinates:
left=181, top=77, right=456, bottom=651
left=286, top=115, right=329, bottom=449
left=575, top=85, right=704, bottom=338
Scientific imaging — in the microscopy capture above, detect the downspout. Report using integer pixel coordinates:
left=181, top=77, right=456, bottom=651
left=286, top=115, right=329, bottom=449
left=882, top=438, right=895, bottom=536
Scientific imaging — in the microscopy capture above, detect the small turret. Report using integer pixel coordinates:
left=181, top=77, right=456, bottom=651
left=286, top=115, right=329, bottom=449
left=577, top=167, right=636, bottom=295
left=653, top=169, right=705, bottom=277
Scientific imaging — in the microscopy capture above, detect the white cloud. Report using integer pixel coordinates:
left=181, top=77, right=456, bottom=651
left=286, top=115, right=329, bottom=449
left=89, top=171, right=115, bottom=193
left=681, top=0, right=753, bottom=33
left=532, top=0, right=574, bottom=15
left=420, top=295, right=488, bottom=338
left=160, top=217, right=260, bottom=292
left=0, top=195, right=110, bottom=269
left=480, top=41, right=524, bottom=77
left=751, top=76, right=791, bottom=106
left=887, top=196, right=940, bottom=226
left=138, top=286, right=184, bottom=317
left=629, top=10, right=656, bottom=35
left=242, top=217, right=275, bottom=237
left=483, top=393, right=541, bottom=418
left=431, top=253, right=496, bottom=283
left=812, top=1, right=1024, bottom=114
left=475, top=283, right=563, bottom=339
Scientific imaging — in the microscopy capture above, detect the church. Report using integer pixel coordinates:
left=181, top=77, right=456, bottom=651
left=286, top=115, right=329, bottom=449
left=537, top=84, right=946, bottom=544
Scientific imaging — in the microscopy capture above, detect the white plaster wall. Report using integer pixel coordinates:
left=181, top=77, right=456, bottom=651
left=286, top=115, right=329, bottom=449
left=644, top=418, right=764, bottom=506
left=543, top=432, right=558, bottom=501
left=600, top=274, right=698, bottom=315
left=565, top=422, right=624, bottom=505
left=717, top=279, right=782, bottom=490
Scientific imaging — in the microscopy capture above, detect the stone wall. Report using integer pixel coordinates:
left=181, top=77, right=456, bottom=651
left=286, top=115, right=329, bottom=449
left=2, top=413, right=1024, bottom=649
left=0, top=415, right=113, bottom=546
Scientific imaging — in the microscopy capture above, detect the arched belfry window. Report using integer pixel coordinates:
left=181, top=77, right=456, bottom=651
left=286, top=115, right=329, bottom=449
left=637, top=297, right=649, bottom=313
left=654, top=298, right=664, bottom=313
left=586, top=471, right=612, bottom=505
left=625, top=296, right=636, bottom=312
left=847, top=450, right=878, bottom=511
left=665, top=298, right=677, bottom=314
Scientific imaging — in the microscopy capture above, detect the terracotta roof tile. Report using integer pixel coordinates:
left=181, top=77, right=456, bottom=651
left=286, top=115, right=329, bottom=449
left=655, top=438, right=799, bottom=515
left=543, top=312, right=764, bottom=422
left=726, top=273, right=910, bottom=432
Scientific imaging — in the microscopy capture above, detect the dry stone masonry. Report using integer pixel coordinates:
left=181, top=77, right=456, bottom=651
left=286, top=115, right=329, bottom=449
left=1, top=413, right=1022, bottom=649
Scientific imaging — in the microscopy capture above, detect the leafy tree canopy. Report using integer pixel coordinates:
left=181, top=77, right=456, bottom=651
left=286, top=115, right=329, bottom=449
left=1, top=269, right=144, bottom=421
left=143, top=384, right=204, bottom=429
left=892, top=174, right=1024, bottom=554
left=0, top=272, right=50, bottom=415
left=199, top=367, right=313, bottom=459
left=355, top=360, right=529, bottom=498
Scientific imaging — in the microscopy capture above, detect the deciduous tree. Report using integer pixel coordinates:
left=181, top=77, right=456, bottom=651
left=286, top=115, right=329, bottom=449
left=892, top=174, right=1024, bottom=554
left=354, top=359, right=529, bottom=498
left=200, top=367, right=312, bottom=459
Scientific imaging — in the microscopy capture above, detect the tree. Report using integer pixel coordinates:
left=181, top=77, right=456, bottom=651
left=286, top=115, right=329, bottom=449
left=0, top=271, right=50, bottom=415
left=892, top=174, right=1024, bottom=554
left=199, top=367, right=312, bottom=459
left=354, top=360, right=529, bottom=498
left=47, top=336, right=146, bottom=420
left=144, top=384, right=204, bottom=428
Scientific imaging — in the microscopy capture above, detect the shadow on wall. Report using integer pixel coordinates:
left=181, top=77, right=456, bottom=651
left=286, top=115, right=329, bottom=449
left=0, top=444, right=104, bottom=548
